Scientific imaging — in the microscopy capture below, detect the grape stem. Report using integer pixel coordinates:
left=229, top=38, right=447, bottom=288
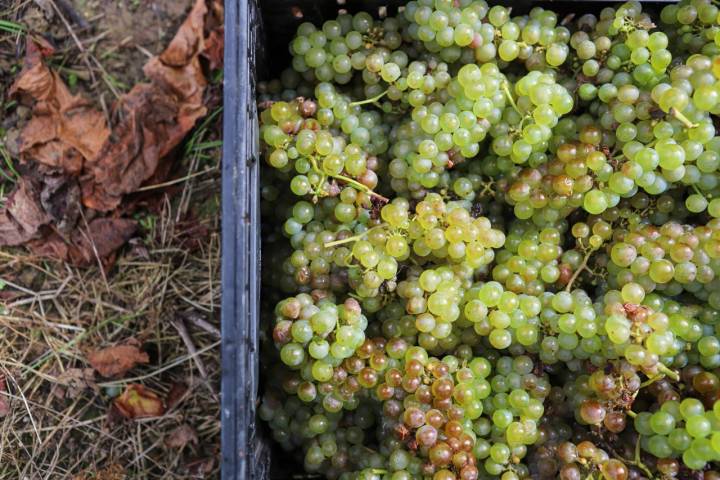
left=564, top=247, right=596, bottom=292
left=632, top=436, right=654, bottom=479
left=626, top=410, right=637, bottom=418
left=334, top=173, right=390, bottom=202
left=308, top=156, right=389, bottom=203
left=502, top=81, right=521, bottom=116
left=639, top=375, right=663, bottom=389
left=323, top=224, right=387, bottom=248
left=669, top=107, right=698, bottom=129
left=350, top=89, right=388, bottom=107
left=656, top=362, right=679, bottom=381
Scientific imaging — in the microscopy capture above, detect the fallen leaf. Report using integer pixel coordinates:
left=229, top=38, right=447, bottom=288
left=29, top=217, right=137, bottom=266
left=201, top=27, right=224, bottom=71
left=69, top=217, right=138, bottom=265
left=88, top=340, right=149, bottom=378
left=113, top=384, right=165, bottom=419
left=82, top=0, right=210, bottom=212
left=80, top=84, right=197, bottom=211
left=0, top=0, right=222, bottom=263
left=9, top=38, right=109, bottom=175
left=0, top=176, right=49, bottom=245
left=165, top=381, right=189, bottom=410
left=39, top=173, right=81, bottom=236
left=165, top=424, right=198, bottom=449
left=0, top=166, right=82, bottom=247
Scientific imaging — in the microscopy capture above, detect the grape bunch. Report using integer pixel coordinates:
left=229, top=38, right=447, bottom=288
left=272, top=295, right=371, bottom=408
left=634, top=396, right=720, bottom=470
left=491, top=221, right=565, bottom=295
left=257, top=1, right=720, bottom=478
left=490, top=71, right=574, bottom=164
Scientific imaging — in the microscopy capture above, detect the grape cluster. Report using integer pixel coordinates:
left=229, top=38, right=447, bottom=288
left=490, top=71, right=574, bottom=164
left=635, top=397, right=720, bottom=470
left=290, top=14, right=404, bottom=86
left=491, top=221, right=565, bottom=295
left=272, top=295, right=370, bottom=406
left=606, top=219, right=720, bottom=304
left=258, top=1, right=720, bottom=478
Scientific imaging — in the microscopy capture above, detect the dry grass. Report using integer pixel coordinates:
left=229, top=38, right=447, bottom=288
left=0, top=163, right=222, bottom=478
left=0, top=141, right=222, bottom=477
left=0, top=1, right=224, bottom=477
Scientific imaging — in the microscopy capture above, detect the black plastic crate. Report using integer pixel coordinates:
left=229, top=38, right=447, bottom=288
left=220, top=1, right=675, bottom=479
left=221, top=0, right=265, bottom=478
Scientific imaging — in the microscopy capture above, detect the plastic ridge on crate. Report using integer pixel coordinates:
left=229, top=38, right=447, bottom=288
left=221, top=0, right=268, bottom=478
left=221, top=1, right=677, bottom=479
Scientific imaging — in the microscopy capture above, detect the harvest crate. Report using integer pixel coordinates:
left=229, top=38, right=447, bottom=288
left=220, top=1, right=674, bottom=479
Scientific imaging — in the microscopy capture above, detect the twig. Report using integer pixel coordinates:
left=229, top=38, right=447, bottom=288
left=0, top=367, right=42, bottom=445
left=6, top=275, right=71, bottom=309
left=632, top=435, right=654, bottom=478
left=48, top=0, right=97, bottom=85
left=135, top=168, right=216, bottom=192
left=656, top=363, right=679, bottom=381
left=502, top=81, right=522, bottom=116
left=308, top=156, right=388, bottom=202
left=180, top=311, right=220, bottom=339
left=324, top=224, right=386, bottom=248
left=170, top=317, right=218, bottom=402
left=54, top=0, right=90, bottom=29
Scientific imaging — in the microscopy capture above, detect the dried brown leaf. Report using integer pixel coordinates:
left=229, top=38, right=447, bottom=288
left=113, top=384, right=165, bottom=419
left=9, top=39, right=109, bottom=174
left=82, top=0, right=210, bottom=212
left=1, top=0, right=220, bottom=263
left=29, top=217, right=137, bottom=267
left=69, top=217, right=138, bottom=265
left=202, top=27, right=224, bottom=70
left=88, top=340, right=149, bottom=378
left=0, top=166, right=83, bottom=247
left=165, top=424, right=198, bottom=449
left=0, top=176, right=50, bottom=245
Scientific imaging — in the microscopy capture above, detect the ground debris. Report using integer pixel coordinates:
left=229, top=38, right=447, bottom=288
left=87, top=339, right=149, bottom=378
left=165, top=423, right=199, bottom=449
left=113, top=384, right=165, bottom=419
left=52, top=368, right=97, bottom=399
left=82, top=0, right=211, bottom=211
left=0, top=0, right=223, bottom=266
left=0, top=374, right=9, bottom=417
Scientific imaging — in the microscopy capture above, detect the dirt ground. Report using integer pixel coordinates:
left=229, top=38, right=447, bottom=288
left=0, top=0, right=223, bottom=478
